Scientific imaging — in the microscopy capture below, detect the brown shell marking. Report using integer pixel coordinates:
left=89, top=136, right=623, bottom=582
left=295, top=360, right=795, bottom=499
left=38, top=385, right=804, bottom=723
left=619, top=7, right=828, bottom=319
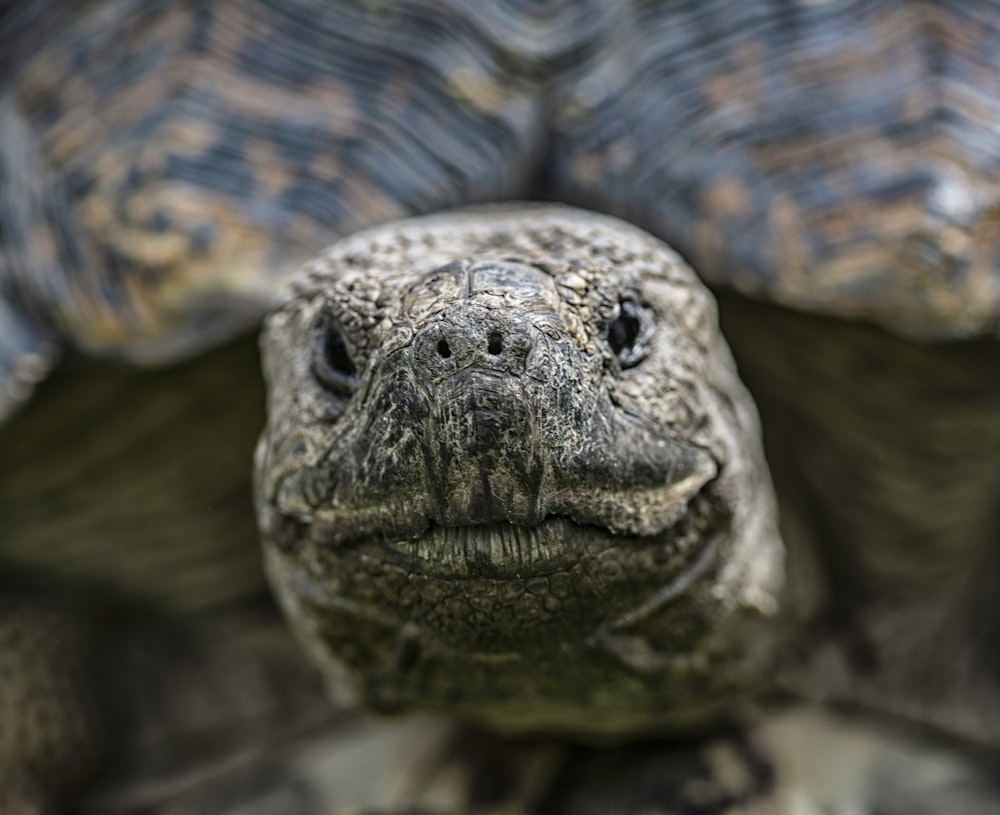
left=4, top=0, right=1000, bottom=366
left=551, top=1, right=1000, bottom=338
left=2, top=0, right=587, bottom=361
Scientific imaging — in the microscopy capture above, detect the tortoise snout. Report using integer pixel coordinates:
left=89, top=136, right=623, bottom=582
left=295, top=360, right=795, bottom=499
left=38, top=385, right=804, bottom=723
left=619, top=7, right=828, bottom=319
left=411, top=308, right=533, bottom=383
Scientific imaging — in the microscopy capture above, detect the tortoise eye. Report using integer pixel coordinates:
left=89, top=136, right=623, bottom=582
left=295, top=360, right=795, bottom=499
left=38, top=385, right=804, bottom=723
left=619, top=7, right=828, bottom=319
left=313, top=327, right=357, bottom=395
left=607, top=298, right=645, bottom=369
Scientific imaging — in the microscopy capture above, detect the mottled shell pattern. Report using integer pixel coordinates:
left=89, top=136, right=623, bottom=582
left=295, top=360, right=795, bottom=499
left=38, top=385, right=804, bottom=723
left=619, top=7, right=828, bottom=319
left=3, top=0, right=1000, bottom=416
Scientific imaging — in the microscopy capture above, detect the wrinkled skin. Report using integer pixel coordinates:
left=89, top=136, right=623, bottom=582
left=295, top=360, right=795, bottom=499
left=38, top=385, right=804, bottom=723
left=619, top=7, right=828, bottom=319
left=255, top=206, right=783, bottom=735
left=4, top=0, right=1000, bottom=809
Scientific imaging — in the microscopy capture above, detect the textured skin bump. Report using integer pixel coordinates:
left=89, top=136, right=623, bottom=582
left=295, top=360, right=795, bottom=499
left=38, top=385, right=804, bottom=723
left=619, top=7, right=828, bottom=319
left=256, top=206, right=783, bottom=735
left=0, top=601, right=100, bottom=814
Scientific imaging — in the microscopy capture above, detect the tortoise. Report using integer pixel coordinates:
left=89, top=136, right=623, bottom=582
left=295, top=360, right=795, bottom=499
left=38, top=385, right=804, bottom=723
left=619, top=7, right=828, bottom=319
left=3, top=0, right=1000, bottom=812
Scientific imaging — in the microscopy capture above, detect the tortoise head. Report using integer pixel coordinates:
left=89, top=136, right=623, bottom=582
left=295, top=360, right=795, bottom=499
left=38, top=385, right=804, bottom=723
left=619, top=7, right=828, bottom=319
left=254, top=206, right=783, bottom=736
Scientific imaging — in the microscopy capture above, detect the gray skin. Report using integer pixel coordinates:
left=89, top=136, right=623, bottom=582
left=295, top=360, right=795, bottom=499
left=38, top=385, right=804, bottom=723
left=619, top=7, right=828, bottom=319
left=256, top=207, right=783, bottom=736
left=247, top=206, right=1000, bottom=815
left=5, top=0, right=1000, bottom=812
left=3, top=205, right=1000, bottom=813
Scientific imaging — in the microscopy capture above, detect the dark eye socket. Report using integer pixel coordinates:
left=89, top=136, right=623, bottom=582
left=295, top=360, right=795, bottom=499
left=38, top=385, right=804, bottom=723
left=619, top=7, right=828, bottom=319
left=313, top=326, right=357, bottom=395
left=607, top=297, right=645, bottom=368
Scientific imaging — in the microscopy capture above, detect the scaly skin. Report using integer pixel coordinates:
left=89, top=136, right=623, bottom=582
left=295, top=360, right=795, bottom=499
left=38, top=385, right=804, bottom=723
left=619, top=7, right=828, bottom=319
left=255, top=206, right=784, bottom=736
left=3, top=0, right=1000, bottom=809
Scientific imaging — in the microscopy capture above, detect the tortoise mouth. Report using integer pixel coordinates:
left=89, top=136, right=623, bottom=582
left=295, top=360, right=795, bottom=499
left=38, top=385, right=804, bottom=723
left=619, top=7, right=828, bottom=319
left=384, top=516, right=599, bottom=577
left=261, top=481, right=757, bottom=729
left=303, top=487, right=723, bottom=583
left=266, top=486, right=734, bottom=668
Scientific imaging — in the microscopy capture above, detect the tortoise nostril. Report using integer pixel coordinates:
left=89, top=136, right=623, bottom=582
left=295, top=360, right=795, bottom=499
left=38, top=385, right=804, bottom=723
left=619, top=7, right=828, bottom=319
left=437, top=339, right=452, bottom=359
left=487, top=332, right=503, bottom=355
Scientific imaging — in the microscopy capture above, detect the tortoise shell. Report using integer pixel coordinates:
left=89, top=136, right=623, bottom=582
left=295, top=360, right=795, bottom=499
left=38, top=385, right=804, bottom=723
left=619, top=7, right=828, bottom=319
left=3, top=0, right=999, bottom=420
left=3, top=3, right=1000, bottom=810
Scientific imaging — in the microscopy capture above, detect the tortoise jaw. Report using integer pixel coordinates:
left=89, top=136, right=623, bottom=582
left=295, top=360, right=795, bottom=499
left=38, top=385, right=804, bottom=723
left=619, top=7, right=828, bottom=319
left=381, top=517, right=582, bottom=577
left=300, top=486, right=722, bottom=583
left=260, top=483, right=762, bottom=734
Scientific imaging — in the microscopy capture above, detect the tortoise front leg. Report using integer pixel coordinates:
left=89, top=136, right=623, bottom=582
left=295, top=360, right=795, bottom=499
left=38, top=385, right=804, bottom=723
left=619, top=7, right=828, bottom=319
left=0, top=597, right=102, bottom=814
